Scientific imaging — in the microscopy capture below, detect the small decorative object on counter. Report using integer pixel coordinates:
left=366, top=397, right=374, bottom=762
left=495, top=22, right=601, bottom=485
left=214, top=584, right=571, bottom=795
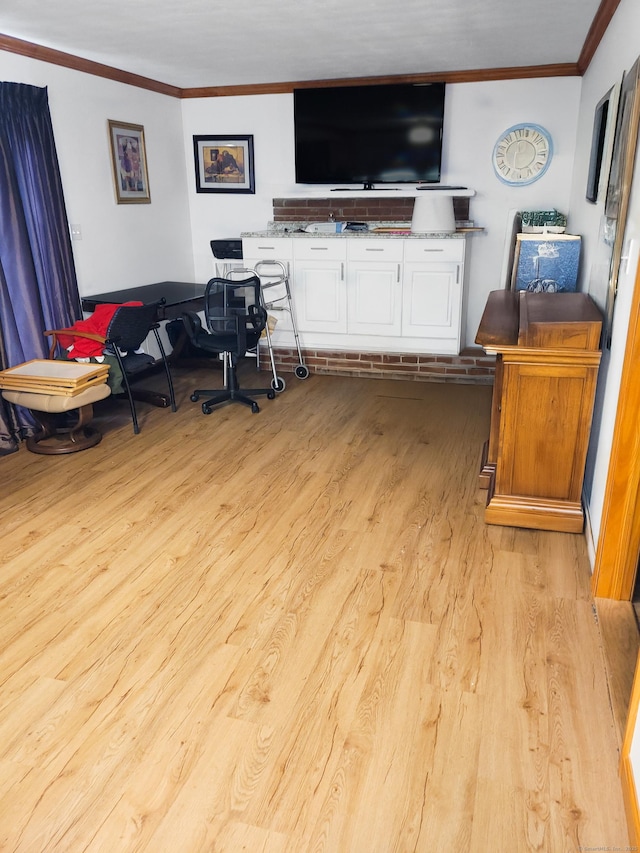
left=520, top=209, right=567, bottom=233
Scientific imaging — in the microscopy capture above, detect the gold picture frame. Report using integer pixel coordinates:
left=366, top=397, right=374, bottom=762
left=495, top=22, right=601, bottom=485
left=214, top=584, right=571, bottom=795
left=108, top=120, right=151, bottom=204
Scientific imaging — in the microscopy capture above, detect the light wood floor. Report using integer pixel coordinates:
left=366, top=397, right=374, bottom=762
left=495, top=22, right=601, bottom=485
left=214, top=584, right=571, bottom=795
left=0, top=367, right=632, bottom=851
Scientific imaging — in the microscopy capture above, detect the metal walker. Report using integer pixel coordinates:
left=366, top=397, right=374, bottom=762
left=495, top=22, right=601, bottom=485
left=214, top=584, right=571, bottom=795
left=251, top=260, right=309, bottom=392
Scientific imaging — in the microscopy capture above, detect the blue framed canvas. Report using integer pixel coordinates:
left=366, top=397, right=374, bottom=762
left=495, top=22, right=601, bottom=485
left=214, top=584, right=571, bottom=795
left=511, top=234, right=582, bottom=293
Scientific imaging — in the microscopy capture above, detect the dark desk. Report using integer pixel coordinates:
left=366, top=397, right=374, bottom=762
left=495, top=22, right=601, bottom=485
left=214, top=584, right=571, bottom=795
left=81, top=281, right=207, bottom=321
left=81, top=281, right=210, bottom=408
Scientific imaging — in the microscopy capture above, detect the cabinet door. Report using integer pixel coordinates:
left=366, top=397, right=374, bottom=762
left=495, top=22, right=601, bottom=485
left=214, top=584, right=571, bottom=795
left=294, top=259, right=347, bottom=333
left=346, top=262, right=402, bottom=335
left=292, top=239, right=347, bottom=333
left=402, top=262, right=462, bottom=342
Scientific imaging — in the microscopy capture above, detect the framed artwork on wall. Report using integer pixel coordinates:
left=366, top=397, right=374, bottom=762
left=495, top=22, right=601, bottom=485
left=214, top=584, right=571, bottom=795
left=193, top=135, right=255, bottom=194
left=586, top=82, right=620, bottom=204
left=107, top=120, right=151, bottom=204
left=603, top=56, right=640, bottom=346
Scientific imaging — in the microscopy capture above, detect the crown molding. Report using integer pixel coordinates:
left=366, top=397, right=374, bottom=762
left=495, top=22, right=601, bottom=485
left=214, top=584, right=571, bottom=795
left=180, top=64, right=579, bottom=99
left=0, top=33, right=182, bottom=98
left=578, top=0, right=623, bottom=75
left=0, top=1, right=619, bottom=102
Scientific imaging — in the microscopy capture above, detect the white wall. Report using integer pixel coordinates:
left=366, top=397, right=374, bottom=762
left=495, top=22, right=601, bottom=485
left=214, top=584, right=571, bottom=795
left=181, top=78, right=582, bottom=347
left=567, top=0, right=640, bottom=550
left=180, top=93, right=295, bottom=285
left=562, top=0, right=640, bottom=805
left=443, top=78, right=581, bottom=346
left=0, top=52, right=195, bottom=297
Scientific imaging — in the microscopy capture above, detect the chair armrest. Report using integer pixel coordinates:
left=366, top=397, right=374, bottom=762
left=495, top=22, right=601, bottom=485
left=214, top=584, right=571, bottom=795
left=44, top=328, right=107, bottom=359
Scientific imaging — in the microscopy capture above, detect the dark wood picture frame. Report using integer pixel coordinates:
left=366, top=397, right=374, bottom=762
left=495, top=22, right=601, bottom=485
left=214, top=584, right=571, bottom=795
left=193, top=135, right=255, bottom=194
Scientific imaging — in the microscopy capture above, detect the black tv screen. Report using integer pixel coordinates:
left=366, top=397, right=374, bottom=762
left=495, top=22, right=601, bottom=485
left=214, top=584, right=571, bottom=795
left=294, top=82, right=445, bottom=186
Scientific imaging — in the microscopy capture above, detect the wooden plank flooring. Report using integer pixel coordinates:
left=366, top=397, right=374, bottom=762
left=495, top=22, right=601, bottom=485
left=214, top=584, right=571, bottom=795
left=0, top=367, right=631, bottom=851
left=595, top=597, right=640, bottom=748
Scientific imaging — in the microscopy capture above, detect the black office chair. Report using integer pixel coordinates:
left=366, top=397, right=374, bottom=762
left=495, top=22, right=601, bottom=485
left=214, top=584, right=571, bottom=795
left=182, top=276, right=275, bottom=414
left=105, top=303, right=176, bottom=433
left=46, top=302, right=176, bottom=434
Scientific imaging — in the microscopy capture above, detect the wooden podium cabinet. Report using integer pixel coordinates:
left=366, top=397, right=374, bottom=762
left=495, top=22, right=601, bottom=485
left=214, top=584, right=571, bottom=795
left=475, top=290, right=603, bottom=533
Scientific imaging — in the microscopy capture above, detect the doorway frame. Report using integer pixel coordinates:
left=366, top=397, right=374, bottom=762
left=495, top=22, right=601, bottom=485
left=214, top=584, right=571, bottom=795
left=591, top=255, right=640, bottom=600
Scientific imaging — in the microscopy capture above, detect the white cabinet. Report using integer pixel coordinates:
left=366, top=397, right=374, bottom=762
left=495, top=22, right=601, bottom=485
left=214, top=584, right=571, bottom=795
left=241, top=233, right=466, bottom=354
left=346, top=240, right=402, bottom=336
left=402, top=240, right=464, bottom=348
left=293, top=239, right=347, bottom=333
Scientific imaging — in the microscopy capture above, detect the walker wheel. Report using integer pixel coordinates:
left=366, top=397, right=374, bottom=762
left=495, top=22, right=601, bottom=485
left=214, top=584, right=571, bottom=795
left=295, top=364, right=310, bottom=379
left=271, top=376, right=286, bottom=393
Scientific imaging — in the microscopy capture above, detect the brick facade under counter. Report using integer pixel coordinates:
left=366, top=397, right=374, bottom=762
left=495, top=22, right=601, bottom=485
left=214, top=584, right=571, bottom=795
left=272, top=196, right=470, bottom=224
left=258, top=345, right=495, bottom=385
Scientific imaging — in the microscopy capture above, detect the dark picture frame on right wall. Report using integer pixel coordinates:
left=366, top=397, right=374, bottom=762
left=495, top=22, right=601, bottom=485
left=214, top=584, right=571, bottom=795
left=586, top=83, right=619, bottom=203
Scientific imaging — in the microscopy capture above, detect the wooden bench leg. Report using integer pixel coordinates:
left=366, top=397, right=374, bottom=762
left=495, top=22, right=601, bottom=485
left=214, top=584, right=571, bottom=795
left=26, top=403, right=103, bottom=455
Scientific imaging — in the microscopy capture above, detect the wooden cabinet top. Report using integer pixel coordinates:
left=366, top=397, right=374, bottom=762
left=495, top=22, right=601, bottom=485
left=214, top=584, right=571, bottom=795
left=476, top=291, right=602, bottom=352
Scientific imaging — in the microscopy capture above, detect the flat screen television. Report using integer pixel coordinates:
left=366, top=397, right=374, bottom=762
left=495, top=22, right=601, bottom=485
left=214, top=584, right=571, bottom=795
left=293, top=82, right=445, bottom=187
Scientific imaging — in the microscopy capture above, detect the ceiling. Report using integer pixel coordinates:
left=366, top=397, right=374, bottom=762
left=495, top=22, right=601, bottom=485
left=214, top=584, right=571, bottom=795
left=0, top=0, right=605, bottom=90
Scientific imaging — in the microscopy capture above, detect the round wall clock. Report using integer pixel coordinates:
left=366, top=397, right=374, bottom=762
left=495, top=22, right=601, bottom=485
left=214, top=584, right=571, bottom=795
left=492, top=124, right=553, bottom=186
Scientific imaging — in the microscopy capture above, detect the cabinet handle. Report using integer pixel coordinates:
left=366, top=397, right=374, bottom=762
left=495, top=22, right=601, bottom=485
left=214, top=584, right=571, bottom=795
left=365, top=248, right=385, bottom=252
left=257, top=246, right=275, bottom=251
left=310, top=246, right=328, bottom=251
left=341, top=262, right=345, bottom=280
left=397, top=264, right=401, bottom=282
left=422, top=248, right=444, bottom=253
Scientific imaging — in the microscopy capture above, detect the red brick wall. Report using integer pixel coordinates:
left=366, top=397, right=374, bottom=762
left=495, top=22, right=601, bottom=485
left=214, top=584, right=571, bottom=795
left=260, top=345, right=495, bottom=385
left=272, top=196, right=470, bottom=224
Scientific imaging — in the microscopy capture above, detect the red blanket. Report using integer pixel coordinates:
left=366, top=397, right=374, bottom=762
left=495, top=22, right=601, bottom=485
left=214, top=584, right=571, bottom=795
left=58, top=302, right=143, bottom=359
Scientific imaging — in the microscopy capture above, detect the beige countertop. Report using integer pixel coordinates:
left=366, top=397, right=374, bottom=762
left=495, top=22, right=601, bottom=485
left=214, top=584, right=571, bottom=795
left=241, top=224, right=469, bottom=239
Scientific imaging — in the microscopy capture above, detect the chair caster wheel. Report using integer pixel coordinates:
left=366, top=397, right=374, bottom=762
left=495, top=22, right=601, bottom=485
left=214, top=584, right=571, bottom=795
left=295, top=365, right=310, bottom=379
left=191, top=393, right=200, bottom=403
left=251, top=403, right=260, bottom=413
left=202, top=404, right=212, bottom=415
left=267, top=390, right=276, bottom=400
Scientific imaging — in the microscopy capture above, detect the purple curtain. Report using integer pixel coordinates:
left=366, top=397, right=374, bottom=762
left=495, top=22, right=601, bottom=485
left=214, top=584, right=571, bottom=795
left=0, top=82, right=81, bottom=454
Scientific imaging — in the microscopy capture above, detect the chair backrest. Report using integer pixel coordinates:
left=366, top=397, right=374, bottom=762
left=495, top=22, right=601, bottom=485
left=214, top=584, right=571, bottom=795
left=106, top=303, right=159, bottom=352
left=204, top=277, right=266, bottom=352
